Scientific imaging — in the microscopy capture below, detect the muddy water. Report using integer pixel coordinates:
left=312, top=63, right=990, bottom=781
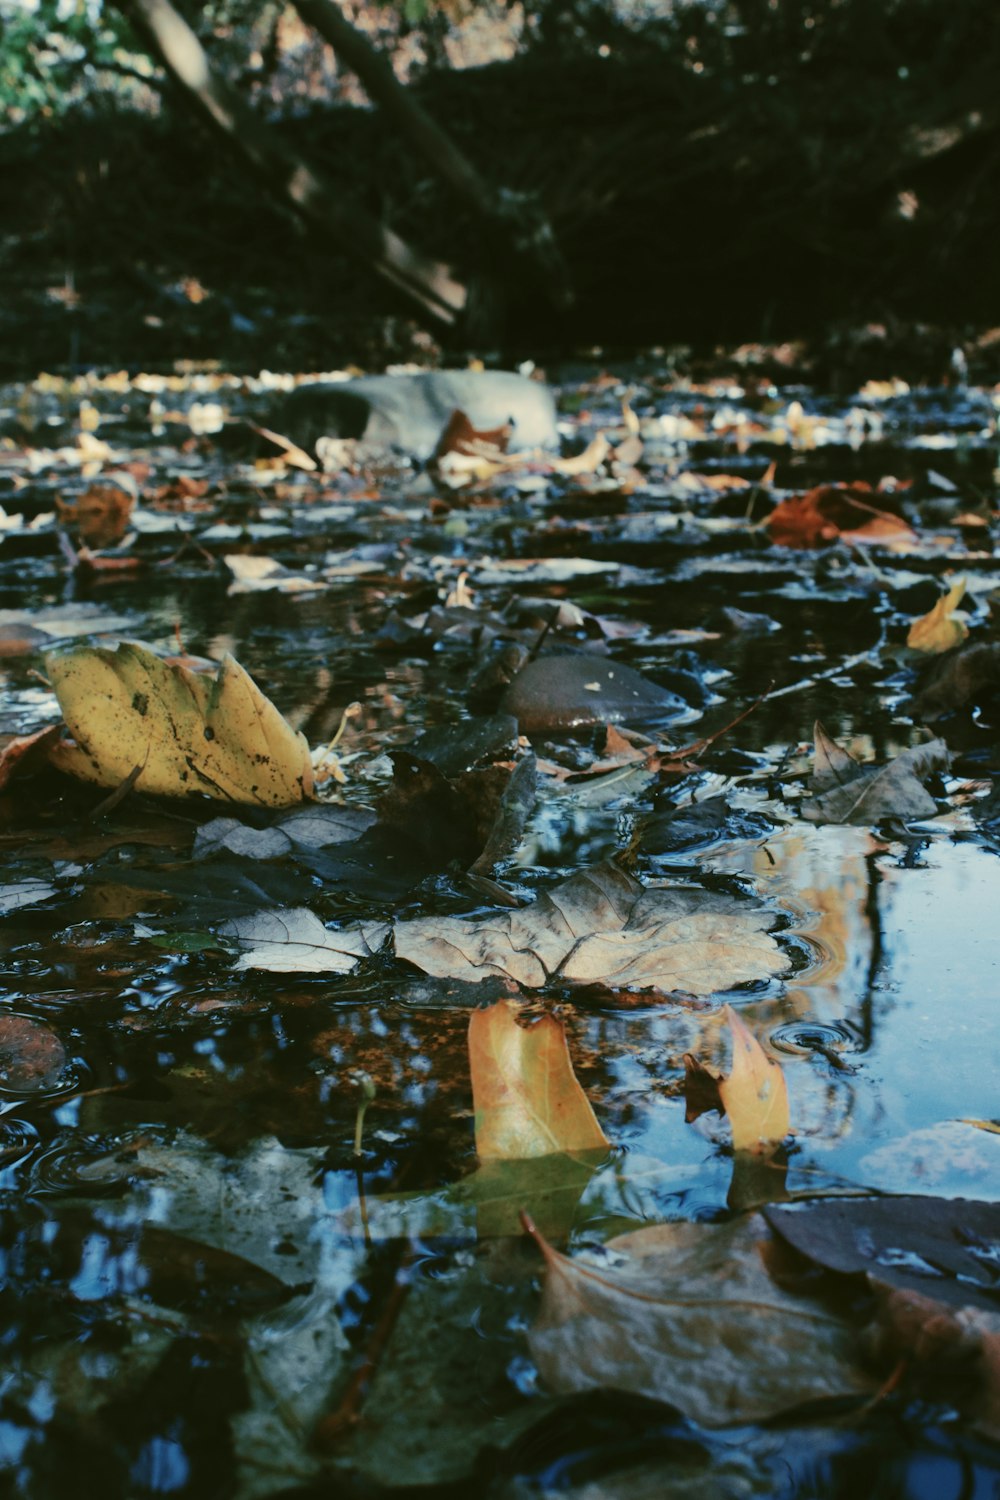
left=0, top=365, right=998, bottom=1496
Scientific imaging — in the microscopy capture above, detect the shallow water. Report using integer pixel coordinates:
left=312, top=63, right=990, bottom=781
left=0, top=363, right=999, bottom=1496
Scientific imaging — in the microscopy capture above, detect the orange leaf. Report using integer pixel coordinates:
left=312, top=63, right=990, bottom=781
left=469, top=998, right=609, bottom=1160
left=718, top=1005, right=790, bottom=1153
left=56, top=479, right=135, bottom=549
left=767, top=483, right=913, bottom=549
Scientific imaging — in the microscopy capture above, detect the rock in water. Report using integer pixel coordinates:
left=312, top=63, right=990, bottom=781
left=499, top=654, right=691, bottom=734
left=281, top=370, right=559, bottom=463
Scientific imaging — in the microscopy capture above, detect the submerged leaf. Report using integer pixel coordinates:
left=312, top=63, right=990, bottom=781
left=525, top=1212, right=873, bottom=1426
left=46, top=641, right=314, bottom=806
left=394, top=863, right=789, bottom=996
left=469, top=999, right=609, bottom=1160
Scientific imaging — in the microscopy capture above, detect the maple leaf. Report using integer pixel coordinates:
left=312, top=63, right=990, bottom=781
left=804, top=721, right=949, bottom=824
left=393, top=862, right=789, bottom=996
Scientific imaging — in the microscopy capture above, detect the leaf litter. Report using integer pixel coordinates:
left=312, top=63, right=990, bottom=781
left=3, top=357, right=1000, bottom=1495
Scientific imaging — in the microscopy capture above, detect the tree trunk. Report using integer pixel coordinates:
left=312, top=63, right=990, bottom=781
left=294, top=0, right=573, bottom=311
left=120, top=0, right=467, bottom=325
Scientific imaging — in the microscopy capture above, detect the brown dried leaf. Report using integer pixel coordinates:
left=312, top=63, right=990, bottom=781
left=393, top=863, right=789, bottom=996
left=768, top=483, right=914, bottom=549
left=804, top=725, right=949, bottom=824
left=56, top=479, right=135, bottom=548
left=469, top=998, right=609, bottom=1160
left=525, top=1212, right=873, bottom=1427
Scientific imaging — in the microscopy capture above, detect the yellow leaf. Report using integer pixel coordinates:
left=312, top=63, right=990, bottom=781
left=551, top=433, right=610, bottom=476
left=907, top=576, right=969, bottom=653
left=469, top=998, right=609, bottom=1160
left=717, top=1005, right=790, bottom=1154
left=46, top=642, right=314, bottom=806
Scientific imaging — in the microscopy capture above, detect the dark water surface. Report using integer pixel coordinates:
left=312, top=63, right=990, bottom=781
left=0, top=363, right=998, bottom=1496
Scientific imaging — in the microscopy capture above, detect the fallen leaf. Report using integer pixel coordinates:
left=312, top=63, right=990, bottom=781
left=913, top=641, right=1000, bottom=720
left=46, top=641, right=315, bottom=805
left=469, top=999, right=609, bottom=1160
left=350, top=1151, right=605, bottom=1242
left=907, top=576, right=970, bottom=653
left=0, top=1013, right=68, bottom=1092
left=768, top=483, right=914, bottom=549
left=551, top=433, right=610, bottom=476
left=56, top=477, right=136, bottom=548
left=525, top=1211, right=873, bottom=1426
left=0, top=725, right=64, bottom=790
left=0, top=879, right=59, bottom=915
left=435, top=408, right=512, bottom=459
left=765, top=1195, right=1000, bottom=1313
left=720, top=1008, right=789, bottom=1152
left=685, top=1005, right=790, bottom=1152
left=393, top=862, right=789, bottom=995
left=803, top=721, right=949, bottom=824
left=219, top=906, right=389, bottom=973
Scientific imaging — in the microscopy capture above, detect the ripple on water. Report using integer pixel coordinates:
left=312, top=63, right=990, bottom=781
left=0, top=1117, right=40, bottom=1176
left=29, top=1136, right=138, bottom=1195
left=770, top=1020, right=860, bottom=1065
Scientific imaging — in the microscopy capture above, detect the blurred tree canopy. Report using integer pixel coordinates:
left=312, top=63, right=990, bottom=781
left=1, top=0, right=997, bottom=363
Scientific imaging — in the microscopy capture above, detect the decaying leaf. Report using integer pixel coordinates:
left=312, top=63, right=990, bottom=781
left=767, top=483, right=914, bottom=549
left=219, top=906, right=389, bottom=973
left=907, top=576, right=969, bottom=653
left=469, top=998, right=609, bottom=1160
left=393, top=862, right=789, bottom=995
left=525, top=1211, right=873, bottom=1427
left=46, top=641, right=314, bottom=805
left=803, top=721, right=949, bottom=824
left=56, top=477, right=136, bottom=548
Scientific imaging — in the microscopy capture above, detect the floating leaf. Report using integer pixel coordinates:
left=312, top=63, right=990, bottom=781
left=46, top=641, right=314, bottom=806
left=803, top=721, right=948, bottom=824
left=219, top=906, right=388, bottom=973
left=907, top=576, right=969, bottom=654
left=765, top=1195, right=1000, bottom=1313
left=393, top=863, right=789, bottom=996
left=525, top=1212, right=873, bottom=1427
left=469, top=999, right=609, bottom=1160
left=719, top=1007, right=790, bottom=1152
left=767, top=483, right=914, bottom=549
left=684, top=1006, right=789, bottom=1154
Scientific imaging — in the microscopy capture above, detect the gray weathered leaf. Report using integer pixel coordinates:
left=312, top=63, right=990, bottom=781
left=804, top=723, right=949, bottom=824
left=219, top=906, right=389, bottom=973
left=394, top=863, right=788, bottom=995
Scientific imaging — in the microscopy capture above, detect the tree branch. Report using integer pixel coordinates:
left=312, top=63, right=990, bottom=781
left=118, top=0, right=467, bottom=325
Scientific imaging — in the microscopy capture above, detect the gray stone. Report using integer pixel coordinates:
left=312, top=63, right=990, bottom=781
left=281, top=369, right=559, bottom=462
